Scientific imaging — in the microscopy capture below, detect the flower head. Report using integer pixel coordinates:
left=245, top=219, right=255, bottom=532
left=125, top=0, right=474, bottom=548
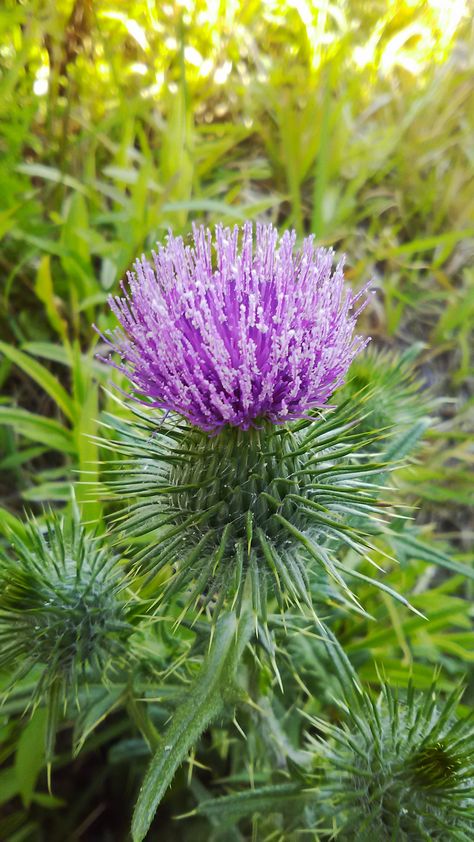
left=101, top=223, right=369, bottom=431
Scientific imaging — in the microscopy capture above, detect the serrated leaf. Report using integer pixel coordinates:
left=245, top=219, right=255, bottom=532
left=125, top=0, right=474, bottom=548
left=383, top=418, right=431, bottom=462
left=194, top=783, right=307, bottom=824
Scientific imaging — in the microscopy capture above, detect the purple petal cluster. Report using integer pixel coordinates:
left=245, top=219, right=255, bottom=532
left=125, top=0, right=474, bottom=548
left=100, top=223, right=370, bottom=431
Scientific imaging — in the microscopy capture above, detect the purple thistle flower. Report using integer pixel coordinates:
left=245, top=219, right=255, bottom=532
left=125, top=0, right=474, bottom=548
left=99, top=223, right=370, bottom=431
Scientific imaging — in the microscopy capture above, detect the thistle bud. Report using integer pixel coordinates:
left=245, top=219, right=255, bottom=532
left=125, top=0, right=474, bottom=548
left=305, top=636, right=474, bottom=840
left=0, top=509, right=134, bottom=705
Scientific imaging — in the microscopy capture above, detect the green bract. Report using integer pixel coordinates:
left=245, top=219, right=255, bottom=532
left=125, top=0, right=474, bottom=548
left=340, top=344, right=431, bottom=446
left=304, top=636, right=474, bottom=841
left=102, top=395, right=412, bottom=621
left=0, top=507, right=134, bottom=705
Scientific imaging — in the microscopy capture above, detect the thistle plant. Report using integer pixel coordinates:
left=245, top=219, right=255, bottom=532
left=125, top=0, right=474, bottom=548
left=304, top=634, right=474, bottom=841
left=97, top=223, right=412, bottom=621
left=0, top=504, right=135, bottom=756
left=0, top=218, right=468, bottom=841
left=191, top=630, right=474, bottom=842
left=341, top=344, right=431, bottom=449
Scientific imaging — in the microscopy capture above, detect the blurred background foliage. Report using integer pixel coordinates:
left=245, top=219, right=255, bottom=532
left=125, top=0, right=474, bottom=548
left=0, top=0, right=473, bottom=839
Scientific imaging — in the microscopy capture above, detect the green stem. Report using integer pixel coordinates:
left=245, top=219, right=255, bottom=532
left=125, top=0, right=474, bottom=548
left=126, top=694, right=160, bottom=751
left=131, top=608, right=252, bottom=842
left=45, top=679, right=62, bottom=793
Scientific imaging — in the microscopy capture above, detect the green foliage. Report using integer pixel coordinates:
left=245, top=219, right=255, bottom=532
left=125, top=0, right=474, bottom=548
left=132, top=609, right=253, bottom=842
left=192, top=631, right=474, bottom=841
left=0, top=0, right=472, bottom=838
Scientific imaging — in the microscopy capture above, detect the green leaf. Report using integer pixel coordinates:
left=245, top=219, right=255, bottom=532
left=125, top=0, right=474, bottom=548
left=132, top=610, right=252, bottom=842
left=387, top=229, right=474, bottom=257
left=0, top=406, right=74, bottom=454
left=194, top=783, right=307, bottom=824
left=391, top=532, right=474, bottom=580
left=0, top=445, right=47, bottom=471
left=15, top=708, right=47, bottom=807
left=34, top=255, right=68, bottom=341
left=0, top=767, right=19, bottom=807
left=73, top=687, right=124, bottom=756
left=0, top=204, right=20, bottom=240
left=0, top=506, right=29, bottom=541
left=358, top=659, right=454, bottom=690
left=21, top=342, right=104, bottom=377
left=383, top=418, right=431, bottom=462
left=162, top=199, right=248, bottom=218
left=60, top=193, right=94, bottom=299
left=0, top=341, right=74, bottom=421
left=72, top=346, right=102, bottom=522
left=21, top=482, right=74, bottom=502
left=20, top=342, right=72, bottom=366
left=311, top=61, right=333, bottom=237
left=31, top=792, right=65, bottom=808
left=16, top=162, right=91, bottom=195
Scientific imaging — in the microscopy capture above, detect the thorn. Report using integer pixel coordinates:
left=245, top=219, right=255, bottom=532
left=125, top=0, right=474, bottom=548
left=233, top=716, right=247, bottom=740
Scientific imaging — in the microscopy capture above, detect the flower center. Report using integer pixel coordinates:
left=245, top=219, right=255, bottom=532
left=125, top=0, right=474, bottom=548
left=410, top=742, right=461, bottom=789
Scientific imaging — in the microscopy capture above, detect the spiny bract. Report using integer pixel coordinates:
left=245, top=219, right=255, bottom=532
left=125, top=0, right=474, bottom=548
left=305, top=638, right=474, bottom=841
left=102, top=396, right=407, bottom=621
left=0, top=508, right=134, bottom=703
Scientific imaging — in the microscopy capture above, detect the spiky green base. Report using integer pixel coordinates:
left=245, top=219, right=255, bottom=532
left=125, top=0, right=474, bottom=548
left=103, top=398, right=409, bottom=621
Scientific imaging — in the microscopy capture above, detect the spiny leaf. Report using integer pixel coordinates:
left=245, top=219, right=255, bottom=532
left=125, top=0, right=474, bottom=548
left=192, top=783, right=308, bottom=823
left=132, top=609, right=252, bottom=842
